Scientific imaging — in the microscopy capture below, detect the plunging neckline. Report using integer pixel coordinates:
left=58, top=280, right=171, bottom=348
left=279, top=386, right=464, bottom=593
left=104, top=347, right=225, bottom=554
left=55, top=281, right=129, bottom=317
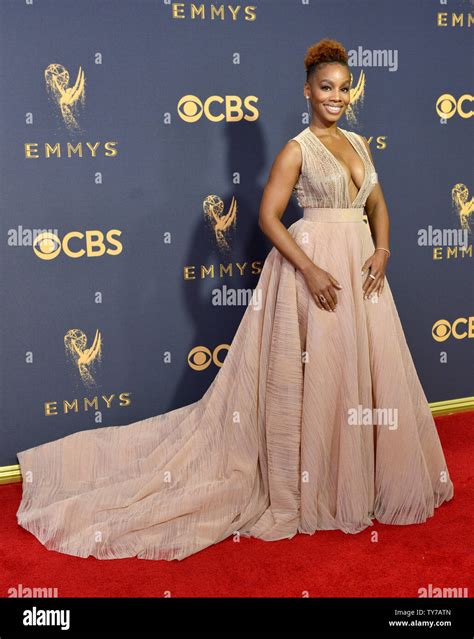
left=306, top=126, right=367, bottom=208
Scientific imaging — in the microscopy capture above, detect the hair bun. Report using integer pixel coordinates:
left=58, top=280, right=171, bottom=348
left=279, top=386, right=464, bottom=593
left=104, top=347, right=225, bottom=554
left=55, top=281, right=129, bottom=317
left=304, top=39, right=348, bottom=73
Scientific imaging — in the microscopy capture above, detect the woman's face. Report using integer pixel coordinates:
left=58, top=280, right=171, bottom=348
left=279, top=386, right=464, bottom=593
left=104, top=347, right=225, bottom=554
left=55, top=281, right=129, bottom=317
left=305, top=63, right=352, bottom=124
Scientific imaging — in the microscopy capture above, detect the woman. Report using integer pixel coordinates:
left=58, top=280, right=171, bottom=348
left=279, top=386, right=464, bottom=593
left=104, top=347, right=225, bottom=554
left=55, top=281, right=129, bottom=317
left=16, top=39, right=454, bottom=561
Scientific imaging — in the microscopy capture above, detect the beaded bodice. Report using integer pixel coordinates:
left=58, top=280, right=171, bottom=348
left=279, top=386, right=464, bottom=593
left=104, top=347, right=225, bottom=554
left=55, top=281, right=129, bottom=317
left=291, top=126, right=378, bottom=209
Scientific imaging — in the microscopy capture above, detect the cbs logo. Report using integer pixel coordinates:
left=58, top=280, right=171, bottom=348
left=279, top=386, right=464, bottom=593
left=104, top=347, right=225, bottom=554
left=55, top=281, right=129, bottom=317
left=432, top=317, right=473, bottom=342
left=33, top=230, right=123, bottom=260
left=436, top=94, right=473, bottom=120
left=177, top=94, right=259, bottom=123
left=188, top=344, right=230, bottom=370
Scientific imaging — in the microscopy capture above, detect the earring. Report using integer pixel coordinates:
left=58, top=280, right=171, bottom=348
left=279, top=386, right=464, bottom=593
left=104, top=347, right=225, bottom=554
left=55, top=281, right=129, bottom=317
left=306, top=96, right=311, bottom=117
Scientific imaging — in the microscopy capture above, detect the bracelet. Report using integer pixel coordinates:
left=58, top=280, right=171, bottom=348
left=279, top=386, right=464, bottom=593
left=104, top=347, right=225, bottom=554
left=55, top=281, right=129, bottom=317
left=375, top=247, right=391, bottom=257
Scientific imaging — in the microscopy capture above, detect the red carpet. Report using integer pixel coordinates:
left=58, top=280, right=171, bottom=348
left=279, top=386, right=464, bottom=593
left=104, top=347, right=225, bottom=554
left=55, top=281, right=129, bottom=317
left=1, top=411, right=472, bottom=598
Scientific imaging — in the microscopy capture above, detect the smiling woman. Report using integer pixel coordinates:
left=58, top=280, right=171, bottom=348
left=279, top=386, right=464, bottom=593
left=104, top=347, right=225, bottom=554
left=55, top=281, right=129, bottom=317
left=15, top=38, right=454, bottom=564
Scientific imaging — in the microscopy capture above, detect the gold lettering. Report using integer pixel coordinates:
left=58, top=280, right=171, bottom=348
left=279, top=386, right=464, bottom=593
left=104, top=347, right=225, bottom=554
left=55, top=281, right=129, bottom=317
left=24, top=143, right=40, bottom=159
left=84, top=397, right=99, bottom=410
left=63, top=232, right=85, bottom=258
left=63, top=399, right=79, bottom=413
left=101, top=394, right=115, bottom=408
left=201, top=264, right=215, bottom=278
left=184, top=266, right=196, bottom=280
left=44, top=401, right=58, bottom=416
left=45, top=143, right=61, bottom=158
left=67, top=143, right=83, bottom=157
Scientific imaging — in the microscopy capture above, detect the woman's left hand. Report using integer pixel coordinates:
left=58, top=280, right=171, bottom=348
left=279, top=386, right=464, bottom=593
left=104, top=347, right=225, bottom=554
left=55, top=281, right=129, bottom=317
left=361, top=251, right=388, bottom=299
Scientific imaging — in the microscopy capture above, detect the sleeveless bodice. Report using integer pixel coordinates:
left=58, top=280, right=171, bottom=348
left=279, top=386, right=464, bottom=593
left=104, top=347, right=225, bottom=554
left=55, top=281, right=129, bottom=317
left=291, top=126, right=378, bottom=210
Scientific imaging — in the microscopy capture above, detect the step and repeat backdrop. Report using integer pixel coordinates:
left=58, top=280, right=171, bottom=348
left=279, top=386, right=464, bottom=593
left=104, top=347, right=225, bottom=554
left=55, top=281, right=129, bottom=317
left=0, top=0, right=472, bottom=466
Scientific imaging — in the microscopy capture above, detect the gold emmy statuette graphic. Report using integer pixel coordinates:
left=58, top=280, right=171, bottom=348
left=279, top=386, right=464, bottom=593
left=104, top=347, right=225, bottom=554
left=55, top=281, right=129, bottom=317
left=452, top=183, right=473, bottom=232
left=203, top=195, right=237, bottom=252
left=64, top=328, right=102, bottom=387
left=45, top=64, right=86, bottom=131
left=345, top=70, right=365, bottom=125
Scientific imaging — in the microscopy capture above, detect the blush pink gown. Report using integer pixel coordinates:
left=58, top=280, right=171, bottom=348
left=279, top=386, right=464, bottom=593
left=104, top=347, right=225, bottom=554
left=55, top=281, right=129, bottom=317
left=16, top=126, right=454, bottom=561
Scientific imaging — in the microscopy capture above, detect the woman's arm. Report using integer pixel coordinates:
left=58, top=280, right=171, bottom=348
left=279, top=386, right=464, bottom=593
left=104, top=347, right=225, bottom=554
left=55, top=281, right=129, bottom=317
left=360, top=135, right=390, bottom=297
left=258, top=140, right=342, bottom=312
left=361, top=136, right=390, bottom=255
left=258, top=140, right=315, bottom=275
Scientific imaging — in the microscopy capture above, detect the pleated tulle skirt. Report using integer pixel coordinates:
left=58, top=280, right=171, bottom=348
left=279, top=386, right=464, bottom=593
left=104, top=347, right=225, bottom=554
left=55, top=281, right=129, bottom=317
left=16, top=207, right=454, bottom=560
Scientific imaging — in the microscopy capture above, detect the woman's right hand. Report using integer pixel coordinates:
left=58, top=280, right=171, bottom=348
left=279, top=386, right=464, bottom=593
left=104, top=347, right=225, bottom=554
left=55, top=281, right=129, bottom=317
left=302, top=263, right=343, bottom=312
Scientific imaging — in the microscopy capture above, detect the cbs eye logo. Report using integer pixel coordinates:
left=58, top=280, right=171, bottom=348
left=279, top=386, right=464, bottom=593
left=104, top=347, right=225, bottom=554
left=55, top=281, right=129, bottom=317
left=436, top=94, right=473, bottom=121
left=33, top=230, right=122, bottom=260
left=188, top=344, right=230, bottom=370
left=432, top=317, right=473, bottom=342
left=177, top=94, right=259, bottom=123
